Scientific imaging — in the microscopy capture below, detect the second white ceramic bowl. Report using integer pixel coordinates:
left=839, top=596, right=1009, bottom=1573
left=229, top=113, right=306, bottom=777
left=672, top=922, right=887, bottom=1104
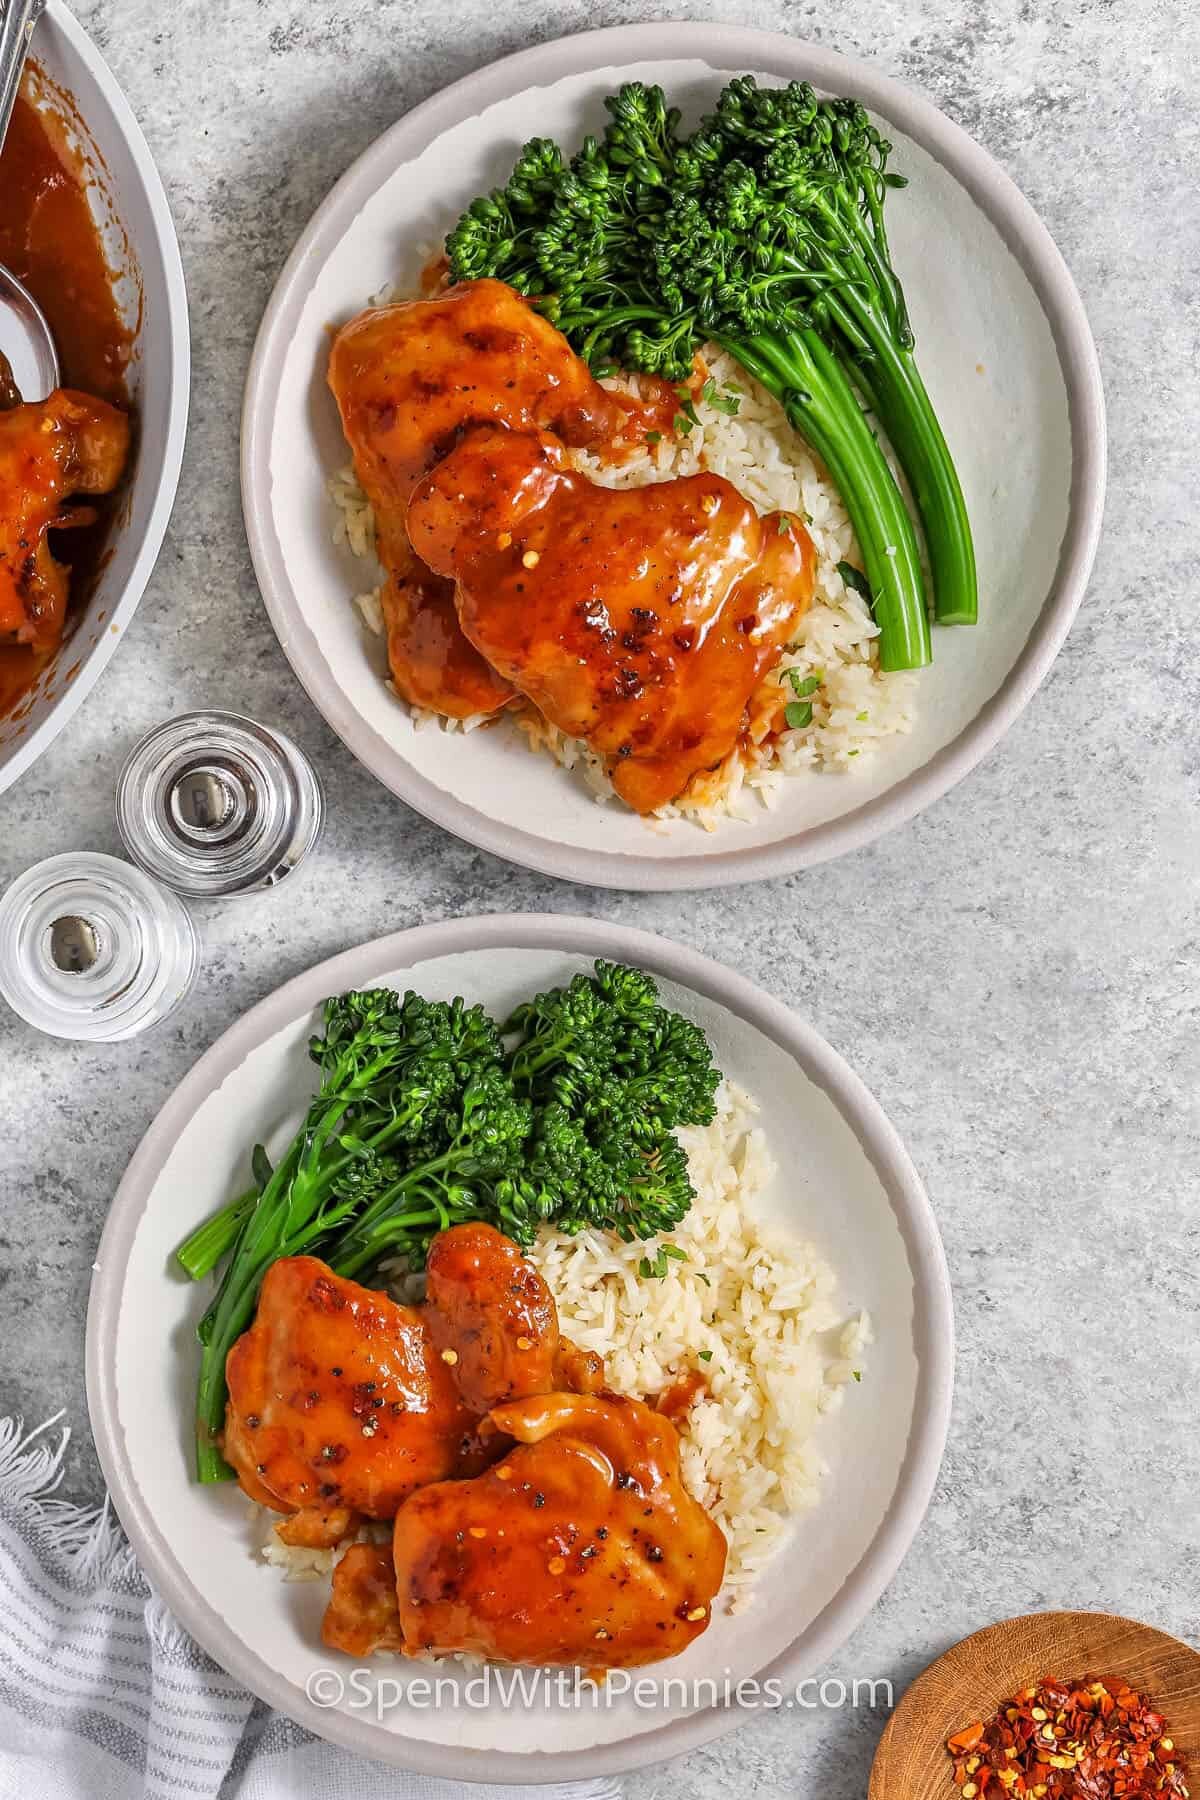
left=243, top=22, right=1104, bottom=888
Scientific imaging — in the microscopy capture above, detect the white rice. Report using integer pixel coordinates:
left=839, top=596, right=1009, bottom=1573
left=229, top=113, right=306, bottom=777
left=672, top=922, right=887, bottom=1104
left=525, top=1079, right=868, bottom=1604
left=329, top=310, right=917, bottom=828
left=255, top=1080, right=867, bottom=1613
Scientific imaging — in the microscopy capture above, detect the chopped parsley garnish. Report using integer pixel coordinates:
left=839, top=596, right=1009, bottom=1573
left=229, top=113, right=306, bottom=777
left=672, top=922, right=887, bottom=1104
left=640, top=1242, right=687, bottom=1279
left=645, top=430, right=662, bottom=445
left=777, top=513, right=793, bottom=535
left=700, top=376, right=741, bottom=416
left=787, top=670, right=821, bottom=700
left=673, top=411, right=695, bottom=438
left=698, top=1349, right=713, bottom=1363
left=852, top=1370, right=862, bottom=1382
left=784, top=701, right=814, bottom=731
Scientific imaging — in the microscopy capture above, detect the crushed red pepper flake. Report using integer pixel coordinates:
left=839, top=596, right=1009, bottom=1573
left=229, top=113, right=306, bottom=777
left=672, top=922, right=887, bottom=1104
left=946, top=1675, right=1190, bottom=1798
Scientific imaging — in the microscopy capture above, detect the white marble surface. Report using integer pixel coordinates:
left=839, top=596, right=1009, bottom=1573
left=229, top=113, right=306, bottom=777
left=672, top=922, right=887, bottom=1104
left=1, top=1, right=1198, bottom=1794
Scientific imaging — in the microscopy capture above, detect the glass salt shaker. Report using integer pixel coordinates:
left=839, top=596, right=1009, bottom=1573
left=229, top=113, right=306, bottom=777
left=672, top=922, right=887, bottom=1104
left=0, top=851, right=199, bottom=1042
left=115, top=711, right=324, bottom=899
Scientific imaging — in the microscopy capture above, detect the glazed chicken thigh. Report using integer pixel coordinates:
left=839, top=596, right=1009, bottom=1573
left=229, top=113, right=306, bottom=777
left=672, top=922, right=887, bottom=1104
left=327, top=279, right=635, bottom=719
left=232, top=1231, right=725, bottom=1667
left=408, top=424, right=816, bottom=812
left=224, top=1257, right=478, bottom=1546
left=328, top=279, right=631, bottom=499
left=424, top=1221, right=602, bottom=1412
left=225, top=1231, right=603, bottom=1544
left=375, top=535, right=510, bottom=720
left=328, top=276, right=813, bottom=804
left=388, top=1391, right=727, bottom=1667
left=0, top=388, right=129, bottom=651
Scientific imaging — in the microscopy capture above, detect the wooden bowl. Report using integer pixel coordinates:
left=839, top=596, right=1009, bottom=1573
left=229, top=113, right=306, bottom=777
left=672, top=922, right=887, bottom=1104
left=870, top=1611, right=1200, bottom=1799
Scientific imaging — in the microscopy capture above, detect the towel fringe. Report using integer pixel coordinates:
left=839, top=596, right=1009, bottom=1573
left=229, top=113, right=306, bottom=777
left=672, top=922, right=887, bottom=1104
left=0, top=1411, right=71, bottom=1502
left=0, top=1414, right=139, bottom=1589
left=144, top=1590, right=197, bottom=1660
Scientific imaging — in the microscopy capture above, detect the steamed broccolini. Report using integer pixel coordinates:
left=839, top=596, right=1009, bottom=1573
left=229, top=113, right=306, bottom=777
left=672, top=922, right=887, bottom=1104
left=446, top=77, right=977, bottom=668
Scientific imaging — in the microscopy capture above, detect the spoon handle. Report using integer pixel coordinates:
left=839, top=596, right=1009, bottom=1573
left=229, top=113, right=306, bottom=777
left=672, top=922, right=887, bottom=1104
left=0, top=0, right=45, bottom=157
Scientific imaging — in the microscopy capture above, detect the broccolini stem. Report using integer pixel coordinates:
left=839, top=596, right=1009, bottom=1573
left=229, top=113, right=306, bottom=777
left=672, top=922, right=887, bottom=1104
left=719, top=328, right=931, bottom=671
left=324, top=1145, right=470, bottom=1278
left=328, top=1204, right=452, bottom=1280
left=842, top=327, right=977, bottom=628
left=192, top=1092, right=432, bottom=1347
left=176, top=1188, right=256, bottom=1281
left=807, top=280, right=977, bottom=628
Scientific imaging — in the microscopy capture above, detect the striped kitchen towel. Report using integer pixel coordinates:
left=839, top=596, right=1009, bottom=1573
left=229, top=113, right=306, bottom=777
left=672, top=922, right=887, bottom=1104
left=0, top=1415, right=620, bottom=1800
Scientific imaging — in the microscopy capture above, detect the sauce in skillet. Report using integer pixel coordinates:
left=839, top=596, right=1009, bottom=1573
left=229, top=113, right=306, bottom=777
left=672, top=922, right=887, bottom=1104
left=0, top=78, right=133, bottom=718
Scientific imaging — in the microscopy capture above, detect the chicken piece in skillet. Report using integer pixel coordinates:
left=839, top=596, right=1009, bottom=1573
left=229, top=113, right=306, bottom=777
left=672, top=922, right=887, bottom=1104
left=384, top=1391, right=727, bottom=1668
left=0, top=388, right=129, bottom=652
left=223, top=1257, right=479, bottom=1548
left=406, top=424, right=815, bottom=813
left=326, top=278, right=645, bottom=720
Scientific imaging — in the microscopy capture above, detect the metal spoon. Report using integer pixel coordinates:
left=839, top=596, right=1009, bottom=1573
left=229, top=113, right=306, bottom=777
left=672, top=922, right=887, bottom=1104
left=0, top=0, right=59, bottom=404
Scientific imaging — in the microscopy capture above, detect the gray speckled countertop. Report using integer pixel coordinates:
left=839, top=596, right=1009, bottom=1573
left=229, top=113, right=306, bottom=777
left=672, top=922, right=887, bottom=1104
left=2, top=1, right=1198, bottom=1794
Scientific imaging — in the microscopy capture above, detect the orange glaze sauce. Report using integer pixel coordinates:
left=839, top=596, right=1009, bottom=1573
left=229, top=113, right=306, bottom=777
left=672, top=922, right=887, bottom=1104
left=0, top=76, right=133, bottom=718
left=604, top=378, right=679, bottom=457
left=655, top=1367, right=708, bottom=1422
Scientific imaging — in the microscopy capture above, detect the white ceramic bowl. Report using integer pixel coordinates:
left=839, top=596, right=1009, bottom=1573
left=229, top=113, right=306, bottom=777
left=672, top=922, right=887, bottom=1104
left=86, top=913, right=953, bottom=1783
left=0, top=2, right=189, bottom=795
left=243, top=21, right=1104, bottom=890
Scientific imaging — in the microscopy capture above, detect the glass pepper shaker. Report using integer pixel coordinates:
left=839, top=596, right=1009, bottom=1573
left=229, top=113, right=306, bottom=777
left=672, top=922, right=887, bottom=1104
left=115, top=711, right=324, bottom=899
left=0, top=851, right=199, bottom=1041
